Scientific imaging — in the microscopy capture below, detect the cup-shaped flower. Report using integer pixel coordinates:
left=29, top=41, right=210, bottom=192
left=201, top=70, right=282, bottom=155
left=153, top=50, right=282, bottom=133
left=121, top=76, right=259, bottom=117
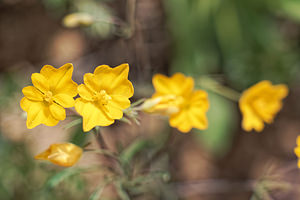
left=35, top=143, right=83, bottom=167
left=294, top=136, right=300, bottom=168
left=143, top=73, right=209, bottom=133
left=20, top=63, right=78, bottom=129
left=239, top=80, right=288, bottom=132
left=75, top=63, right=134, bottom=132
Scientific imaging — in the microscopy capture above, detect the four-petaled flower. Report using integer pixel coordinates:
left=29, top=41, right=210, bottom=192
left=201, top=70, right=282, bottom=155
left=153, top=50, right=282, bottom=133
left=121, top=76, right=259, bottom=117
left=35, top=143, right=83, bottom=167
left=239, top=80, right=288, bottom=132
left=20, top=63, right=78, bottom=129
left=75, top=63, right=134, bottom=132
left=144, top=73, right=209, bottom=133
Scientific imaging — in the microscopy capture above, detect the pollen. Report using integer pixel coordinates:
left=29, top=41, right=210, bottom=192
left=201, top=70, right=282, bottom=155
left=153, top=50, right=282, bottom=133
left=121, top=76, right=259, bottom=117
left=43, top=91, right=53, bottom=103
left=93, top=90, right=112, bottom=105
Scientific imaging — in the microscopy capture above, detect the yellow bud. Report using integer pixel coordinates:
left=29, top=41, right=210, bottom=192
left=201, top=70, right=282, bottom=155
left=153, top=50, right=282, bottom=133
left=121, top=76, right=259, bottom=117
left=63, top=13, right=94, bottom=28
left=35, top=143, right=83, bottom=167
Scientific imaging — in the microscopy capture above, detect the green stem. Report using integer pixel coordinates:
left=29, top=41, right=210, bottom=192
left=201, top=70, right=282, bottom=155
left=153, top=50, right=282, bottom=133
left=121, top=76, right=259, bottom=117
left=197, top=76, right=240, bottom=102
left=84, top=149, right=120, bottom=162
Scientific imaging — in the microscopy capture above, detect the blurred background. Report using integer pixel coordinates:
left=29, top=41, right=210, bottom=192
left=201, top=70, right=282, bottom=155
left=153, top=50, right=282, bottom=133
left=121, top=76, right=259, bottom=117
left=1, top=0, right=300, bottom=199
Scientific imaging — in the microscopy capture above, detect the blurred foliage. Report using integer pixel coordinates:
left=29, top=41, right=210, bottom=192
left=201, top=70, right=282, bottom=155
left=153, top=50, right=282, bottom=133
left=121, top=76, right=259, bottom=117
left=164, top=0, right=300, bottom=157
left=43, top=0, right=115, bottom=38
left=165, top=0, right=300, bottom=90
left=0, top=73, right=20, bottom=108
left=0, top=134, right=88, bottom=200
left=195, top=92, right=237, bottom=157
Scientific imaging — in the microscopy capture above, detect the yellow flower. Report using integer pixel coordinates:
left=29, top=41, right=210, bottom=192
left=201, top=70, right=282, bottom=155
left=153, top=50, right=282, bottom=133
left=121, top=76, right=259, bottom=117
left=239, top=80, right=288, bottom=132
left=144, top=73, right=209, bottom=133
left=20, top=63, right=78, bottom=129
left=75, top=63, right=134, bottom=132
left=35, top=143, right=83, bottom=167
left=294, top=136, right=300, bottom=168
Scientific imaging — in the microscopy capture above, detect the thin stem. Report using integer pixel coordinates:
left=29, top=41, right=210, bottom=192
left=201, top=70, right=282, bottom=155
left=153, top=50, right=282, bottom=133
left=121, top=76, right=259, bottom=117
left=92, top=127, right=109, bottom=150
left=198, top=76, right=241, bottom=102
left=84, top=149, right=120, bottom=162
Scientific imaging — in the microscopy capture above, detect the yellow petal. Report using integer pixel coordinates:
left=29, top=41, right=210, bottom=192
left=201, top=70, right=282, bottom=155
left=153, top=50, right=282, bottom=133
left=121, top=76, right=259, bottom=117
left=152, top=73, right=194, bottom=96
left=77, top=84, right=94, bottom=101
left=34, top=148, right=51, bottom=160
left=94, top=64, right=134, bottom=97
left=22, top=86, right=43, bottom=101
left=105, top=95, right=131, bottom=119
left=75, top=98, right=114, bottom=132
left=53, top=94, right=75, bottom=107
left=31, top=73, right=50, bottom=93
left=190, top=90, right=210, bottom=111
left=35, top=143, right=83, bottom=167
left=109, top=80, right=134, bottom=98
left=20, top=97, right=31, bottom=111
left=40, top=63, right=78, bottom=97
left=49, top=103, right=66, bottom=121
left=188, top=107, right=208, bottom=130
left=26, top=101, right=59, bottom=129
left=240, top=105, right=264, bottom=132
left=273, top=84, right=289, bottom=99
left=83, top=73, right=100, bottom=92
left=169, top=110, right=192, bottom=133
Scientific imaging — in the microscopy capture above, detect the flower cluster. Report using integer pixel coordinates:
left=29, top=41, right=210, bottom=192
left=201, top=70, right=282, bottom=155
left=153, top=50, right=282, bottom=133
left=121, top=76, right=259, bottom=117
left=21, top=63, right=133, bottom=132
left=20, top=63, right=290, bottom=167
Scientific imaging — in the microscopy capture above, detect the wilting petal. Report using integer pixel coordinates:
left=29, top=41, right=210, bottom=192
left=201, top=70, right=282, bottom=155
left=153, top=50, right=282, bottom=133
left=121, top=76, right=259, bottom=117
left=31, top=73, right=50, bottom=93
left=75, top=98, right=114, bottom=132
left=35, top=143, right=83, bottom=167
left=49, top=103, right=66, bottom=121
left=53, top=93, right=75, bottom=107
left=22, top=86, right=43, bottom=101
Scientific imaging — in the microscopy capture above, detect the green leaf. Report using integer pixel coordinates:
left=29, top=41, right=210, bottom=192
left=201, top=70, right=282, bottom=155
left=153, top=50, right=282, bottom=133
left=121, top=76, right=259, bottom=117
left=45, top=168, right=84, bottom=189
left=88, top=185, right=105, bottom=200
left=279, top=0, right=300, bottom=22
left=120, top=139, right=151, bottom=165
left=194, top=92, right=237, bottom=158
left=115, top=182, right=131, bottom=200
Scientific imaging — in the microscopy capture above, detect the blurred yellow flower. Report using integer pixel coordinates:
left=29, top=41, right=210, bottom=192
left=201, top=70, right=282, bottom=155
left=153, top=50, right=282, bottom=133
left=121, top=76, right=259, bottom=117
left=144, top=73, right=209, bottom=133
left=239, top=80, right=288, bottom=132
left=20, top=63, right=78, bottom=129
left=35, top=143, right=83, bottom=167
left=63, top=12, right=94, bottom=28
left=75, top=63, right=134, bottom=132
left=294, top=136, right=300, bottom=168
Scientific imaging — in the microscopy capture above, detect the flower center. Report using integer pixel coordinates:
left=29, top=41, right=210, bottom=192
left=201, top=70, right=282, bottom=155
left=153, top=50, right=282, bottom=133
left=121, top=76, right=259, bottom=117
left=93, top=90, right=112, bottom=105
left=43, top=91, right=53, bottom=103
